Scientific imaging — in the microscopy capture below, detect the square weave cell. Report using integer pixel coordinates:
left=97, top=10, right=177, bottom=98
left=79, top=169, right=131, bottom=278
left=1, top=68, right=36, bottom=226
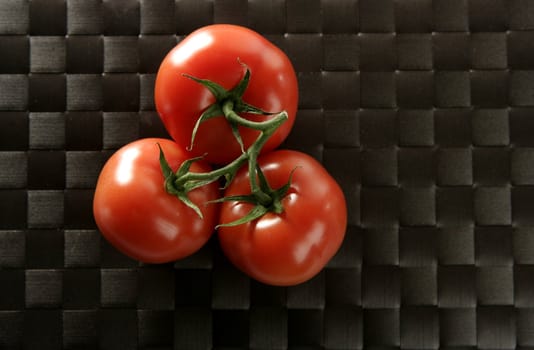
left=1, top=0, right=533, bottom=349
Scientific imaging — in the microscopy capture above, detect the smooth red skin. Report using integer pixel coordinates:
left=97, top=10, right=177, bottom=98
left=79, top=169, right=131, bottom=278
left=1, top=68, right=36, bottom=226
left=155, top=24, right=298, bottom=164
left=218, top=150, right=347, bottom=286
left=93, top=138, right=220, bottom=264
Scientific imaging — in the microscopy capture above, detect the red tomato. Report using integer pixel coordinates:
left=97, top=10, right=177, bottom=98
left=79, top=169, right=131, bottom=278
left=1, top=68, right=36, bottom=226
left=93, top=138, right=219, bottom=263
left=218, top=150, right=347, bottom=286
left=154, top=24, right=298, bottom=164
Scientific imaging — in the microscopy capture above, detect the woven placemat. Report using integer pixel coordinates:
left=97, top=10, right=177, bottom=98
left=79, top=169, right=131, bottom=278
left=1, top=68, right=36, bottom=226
left=1, top=0, right=534, bottom=349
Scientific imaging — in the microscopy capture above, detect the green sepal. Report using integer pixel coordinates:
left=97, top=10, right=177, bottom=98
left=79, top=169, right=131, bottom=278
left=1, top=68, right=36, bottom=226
left=217, top=204, right=269, bottom=228
left=222, top=171, right=237, bottom=190
left=229, top=67, right=251, bottom=99
left=229, top=68, right=275, bottom=116
left=207, top=194, right=258, bottom=205
left=175, top=155, right=206, bottom=178
left=158, top=143, right=175, bottom=181
left=158, top=143, right=204, bottom=219
left=237, top=101, right=276, bottom=115
left=177, top=192, right=204, bottom=219
left=230, top=122, right=245, bottom=154
left=273, top=166, right=301, bottom=198
left=158, top=143, right=179, bottom=196
left=188, top=103, right=223, bottom=151
left=163, top=176, right=179, bottom=195
left=182, top=73, right=227, bottom=100
left=184, top=178, right=218, bottom=192
left=255, top=164, right=273, bottom=193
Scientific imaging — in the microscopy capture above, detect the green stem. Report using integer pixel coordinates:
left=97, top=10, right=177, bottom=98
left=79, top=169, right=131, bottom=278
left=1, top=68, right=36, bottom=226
left=176, top=151, right=247, bottom=187
left=247, top=150, right=271, bottom=205
left=222, top=100, right=278, bottom=131
left=174, top=108, right=288, bottom=192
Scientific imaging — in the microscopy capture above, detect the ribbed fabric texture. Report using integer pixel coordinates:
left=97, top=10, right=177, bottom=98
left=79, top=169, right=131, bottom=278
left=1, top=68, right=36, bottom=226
left=1, top=0, right=534, bottom=348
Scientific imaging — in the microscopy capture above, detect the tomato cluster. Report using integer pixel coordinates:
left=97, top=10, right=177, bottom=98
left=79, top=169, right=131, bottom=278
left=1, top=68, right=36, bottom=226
left=93, top=25, right=347, bottom=286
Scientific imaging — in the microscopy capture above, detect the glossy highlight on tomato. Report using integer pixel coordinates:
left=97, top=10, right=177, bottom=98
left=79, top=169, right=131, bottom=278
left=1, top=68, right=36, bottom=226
left=93, top=138, right=220, bottom=264
left=155, top=24, right=298, bottom=164
left=217, top=150, right=347, bottom=286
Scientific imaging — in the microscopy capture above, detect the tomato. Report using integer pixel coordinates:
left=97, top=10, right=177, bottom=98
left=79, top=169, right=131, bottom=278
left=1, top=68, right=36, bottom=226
left=93, top=138, right=220, bottom=264
left=154, top=24, right=298, bottom=164
left=217, top=150, right=347, bottom=286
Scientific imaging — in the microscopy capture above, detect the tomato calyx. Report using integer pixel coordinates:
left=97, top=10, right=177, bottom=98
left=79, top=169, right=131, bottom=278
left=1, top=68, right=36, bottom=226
left=213, top=165, right=300, bottom=227
left=184, top=65, right=276, bottom=153
left=158, top=144, right=208, bottom=218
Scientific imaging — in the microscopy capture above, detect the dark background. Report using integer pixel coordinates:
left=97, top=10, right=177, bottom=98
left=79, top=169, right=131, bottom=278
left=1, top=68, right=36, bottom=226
left=1, top=0, right=534, bottom=349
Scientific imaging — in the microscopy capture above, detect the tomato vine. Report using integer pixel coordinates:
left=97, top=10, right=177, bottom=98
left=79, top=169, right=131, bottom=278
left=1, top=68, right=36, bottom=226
left=159, top=66, right=292, bottom=225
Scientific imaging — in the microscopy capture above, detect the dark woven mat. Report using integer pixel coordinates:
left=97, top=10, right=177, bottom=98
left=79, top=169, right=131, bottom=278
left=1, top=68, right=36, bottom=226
left=2, top=0, right=534, bottom=349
